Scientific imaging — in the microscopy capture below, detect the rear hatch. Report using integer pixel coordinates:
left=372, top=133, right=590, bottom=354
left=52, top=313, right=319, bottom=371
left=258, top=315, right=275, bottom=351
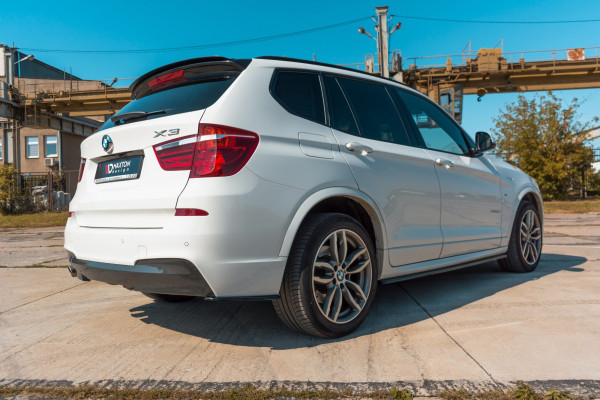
left=71, top=57, right=249, bottom=228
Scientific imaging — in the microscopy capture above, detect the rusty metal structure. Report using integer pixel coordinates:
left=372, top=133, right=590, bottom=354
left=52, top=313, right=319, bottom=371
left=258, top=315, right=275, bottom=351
left=4, top=42, right=600, bottom=127
left=399, top=45, right=600, bottom=123
left=21, top=85, right=131, bottom=118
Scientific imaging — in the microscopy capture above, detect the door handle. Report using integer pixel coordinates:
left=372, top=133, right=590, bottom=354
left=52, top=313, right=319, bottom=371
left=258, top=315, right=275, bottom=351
left=346, top=142, right=373, bottom=155
left=435, top=158, right=454, bottom=169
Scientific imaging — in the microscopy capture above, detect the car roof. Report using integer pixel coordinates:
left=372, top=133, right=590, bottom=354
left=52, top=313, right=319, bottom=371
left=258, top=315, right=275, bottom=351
left=129, top=55, right=409, bottom=96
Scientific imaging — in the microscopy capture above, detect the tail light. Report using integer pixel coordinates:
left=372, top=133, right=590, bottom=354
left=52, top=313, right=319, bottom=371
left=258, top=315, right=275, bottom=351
left=78, top=158, right=86, bottom=182
left=153, top=135, right=197, bottom=171
left=153, top=124, right=259, bottom=178
left=148, top=69, right=186, bottom=91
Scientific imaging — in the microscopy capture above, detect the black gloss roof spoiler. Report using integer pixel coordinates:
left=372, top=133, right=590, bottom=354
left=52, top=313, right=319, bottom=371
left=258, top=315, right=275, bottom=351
left=129, top=55, right=404, bottom=99
left=129, top=56, right=251, bottom=99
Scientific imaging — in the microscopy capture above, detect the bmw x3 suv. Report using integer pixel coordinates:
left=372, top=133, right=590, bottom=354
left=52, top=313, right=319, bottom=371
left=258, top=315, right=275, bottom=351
left=65, top=56, right=543, bottom=338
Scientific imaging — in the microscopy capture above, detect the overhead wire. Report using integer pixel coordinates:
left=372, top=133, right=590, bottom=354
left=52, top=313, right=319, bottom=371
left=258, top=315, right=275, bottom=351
left=19, top=14, right=600, bottom=55
left=391, top=14, right=600, bottom=24
left=19, top=16, right=372, bottom=54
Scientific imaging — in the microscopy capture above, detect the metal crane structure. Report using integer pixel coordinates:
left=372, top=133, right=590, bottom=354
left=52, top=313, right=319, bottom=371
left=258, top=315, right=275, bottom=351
left=398, top=45, right=600, bottom=124
left=0, top=46, right=100, bottom=135
left=12, top=45, right=600, bottom=125
left=3, top=47, right=598, bottom=129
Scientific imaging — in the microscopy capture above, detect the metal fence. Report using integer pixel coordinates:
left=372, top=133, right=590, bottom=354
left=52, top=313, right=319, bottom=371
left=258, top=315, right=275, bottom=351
left=3, top=170, right=79, bottom=213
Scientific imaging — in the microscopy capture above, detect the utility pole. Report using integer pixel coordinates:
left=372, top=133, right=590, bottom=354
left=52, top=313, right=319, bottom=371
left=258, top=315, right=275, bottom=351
left=359, top=6, right=400, bottom=78
left=375, top=6, right=390, bottom=78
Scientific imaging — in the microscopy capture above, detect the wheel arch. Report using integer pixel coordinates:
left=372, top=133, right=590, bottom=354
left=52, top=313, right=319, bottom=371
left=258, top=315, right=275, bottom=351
left=517, top=188, right=544, bottom=226
left=503, top=187, right=544, bottom=247
left=279, top=188, right=387, bottom=278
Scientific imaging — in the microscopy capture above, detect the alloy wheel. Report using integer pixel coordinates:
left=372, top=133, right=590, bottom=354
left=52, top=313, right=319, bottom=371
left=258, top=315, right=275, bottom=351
left=311, top=229, right=372, bottom=324
left=519, top=209, right=542, bottom=265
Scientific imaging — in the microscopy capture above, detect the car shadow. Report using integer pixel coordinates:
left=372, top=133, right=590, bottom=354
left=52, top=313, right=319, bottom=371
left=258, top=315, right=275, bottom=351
left=129, top=253, right=585, bottom=350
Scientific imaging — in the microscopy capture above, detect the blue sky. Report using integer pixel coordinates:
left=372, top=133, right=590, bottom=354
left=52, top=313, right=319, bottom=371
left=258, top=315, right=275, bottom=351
left=2, top=0, right=600, bottom=142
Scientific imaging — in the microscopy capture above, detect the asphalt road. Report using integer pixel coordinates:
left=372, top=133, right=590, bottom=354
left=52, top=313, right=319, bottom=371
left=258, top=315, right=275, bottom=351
left=1, top=214, right=599, bottom=397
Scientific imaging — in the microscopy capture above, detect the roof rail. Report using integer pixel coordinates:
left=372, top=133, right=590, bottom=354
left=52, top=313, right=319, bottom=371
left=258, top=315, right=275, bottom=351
left=255, top=56, right=400, bottom=83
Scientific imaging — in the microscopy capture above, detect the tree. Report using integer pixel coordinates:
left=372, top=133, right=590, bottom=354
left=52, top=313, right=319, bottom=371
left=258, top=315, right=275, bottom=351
left=492, top=92, right=598, bottom=200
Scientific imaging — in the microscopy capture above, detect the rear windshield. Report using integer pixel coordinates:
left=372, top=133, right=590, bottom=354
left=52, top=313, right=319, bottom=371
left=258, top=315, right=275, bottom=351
left=98, top=78, right=235, bottom=131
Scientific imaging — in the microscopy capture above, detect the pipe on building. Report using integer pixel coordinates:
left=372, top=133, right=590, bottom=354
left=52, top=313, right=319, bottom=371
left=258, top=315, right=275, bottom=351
left=58, top=130, right=62, bottom=172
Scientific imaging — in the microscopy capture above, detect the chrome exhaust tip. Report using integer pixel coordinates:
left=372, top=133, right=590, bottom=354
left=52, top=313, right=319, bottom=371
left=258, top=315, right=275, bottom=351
left=67, top=266, right=77, bottom=277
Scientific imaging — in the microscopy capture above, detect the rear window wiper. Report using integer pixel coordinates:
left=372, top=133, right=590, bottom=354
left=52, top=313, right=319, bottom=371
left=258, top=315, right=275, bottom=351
left=111, top=109, right=166, bottom=125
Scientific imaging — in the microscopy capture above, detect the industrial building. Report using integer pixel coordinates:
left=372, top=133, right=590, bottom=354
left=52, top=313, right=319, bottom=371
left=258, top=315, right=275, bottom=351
left=1, top=48, right=101, bottom=175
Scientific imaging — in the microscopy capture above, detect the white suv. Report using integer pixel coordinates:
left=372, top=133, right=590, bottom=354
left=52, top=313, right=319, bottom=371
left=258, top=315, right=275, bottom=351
left=65, top=56, right=543, bottom=338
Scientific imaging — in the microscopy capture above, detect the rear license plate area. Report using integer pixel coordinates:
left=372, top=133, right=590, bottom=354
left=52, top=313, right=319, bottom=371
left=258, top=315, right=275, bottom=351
left=95, top=155, right=144, bottom=184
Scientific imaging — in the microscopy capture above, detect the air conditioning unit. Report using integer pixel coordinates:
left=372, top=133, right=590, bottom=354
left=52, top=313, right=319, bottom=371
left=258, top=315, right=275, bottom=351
left=44, top=158, right=54, bottom=166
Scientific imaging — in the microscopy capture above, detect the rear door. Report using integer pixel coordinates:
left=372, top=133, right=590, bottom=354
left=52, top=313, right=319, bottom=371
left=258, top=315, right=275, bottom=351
left=393, top=88, right=503, bottom=258
left=71, top=61, right=242, bottom=228
left=324, top=75, right=444, bottom=266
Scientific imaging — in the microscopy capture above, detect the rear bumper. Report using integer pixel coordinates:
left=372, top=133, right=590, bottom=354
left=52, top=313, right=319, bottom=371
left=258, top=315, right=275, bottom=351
left=68, top=254, right=214, bottom=297
left=65, top=168, right=304, bottom=297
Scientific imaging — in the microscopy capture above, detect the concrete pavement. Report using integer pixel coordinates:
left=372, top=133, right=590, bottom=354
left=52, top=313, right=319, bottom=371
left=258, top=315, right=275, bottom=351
left=0, top=227, right=69, bottom=267
left=0, top=214, right=599, bottom=397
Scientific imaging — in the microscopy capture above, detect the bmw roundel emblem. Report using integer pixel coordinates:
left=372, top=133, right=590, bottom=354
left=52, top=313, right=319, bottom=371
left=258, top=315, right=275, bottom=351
left=102, top=134, right=113, bottom=153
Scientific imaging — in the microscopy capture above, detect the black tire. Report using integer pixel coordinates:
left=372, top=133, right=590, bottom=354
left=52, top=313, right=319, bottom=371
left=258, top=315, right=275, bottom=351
left=273, top=213, right=377, bottom=338
left=499, top=201, right=542, bottom=273
left=142, top=293, right=196, bottom=303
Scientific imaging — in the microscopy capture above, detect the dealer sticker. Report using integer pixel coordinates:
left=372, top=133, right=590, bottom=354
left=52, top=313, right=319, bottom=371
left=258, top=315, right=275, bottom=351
left=94, top=155, right=144, bottom=184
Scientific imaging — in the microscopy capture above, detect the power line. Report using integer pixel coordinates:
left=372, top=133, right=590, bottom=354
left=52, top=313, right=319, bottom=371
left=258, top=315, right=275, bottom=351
left=392, top=14, right=600, bottom=24
left=19, top=14, right=600, bottom=55
left=20, top=16, right=371, bottom=54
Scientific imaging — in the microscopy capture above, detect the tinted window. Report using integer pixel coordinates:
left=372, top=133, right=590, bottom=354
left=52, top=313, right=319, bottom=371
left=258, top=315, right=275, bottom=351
left=272, top=71, right=325, bottom=124
left=337, top=78, right=410, bottom=146
left=323, top=76, right=359, bottom=135
left=99, top=78, right=235, bottom=131
left=395, top=89, right=469, bottom=155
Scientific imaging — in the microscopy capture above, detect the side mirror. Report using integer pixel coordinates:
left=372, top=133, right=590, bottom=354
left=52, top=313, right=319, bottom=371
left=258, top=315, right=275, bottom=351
left=475, top=131, right=496, bottom=153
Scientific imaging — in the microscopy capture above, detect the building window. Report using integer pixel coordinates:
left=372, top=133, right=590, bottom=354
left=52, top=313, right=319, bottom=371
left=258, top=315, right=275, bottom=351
left=26, top=137, right=39, bottom=158
left=0, top=138, right=3, bottom=160
left=44, top=136, right=58, bottom=157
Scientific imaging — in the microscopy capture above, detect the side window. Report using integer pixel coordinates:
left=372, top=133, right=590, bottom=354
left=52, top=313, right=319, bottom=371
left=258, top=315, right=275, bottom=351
left=323, top=75, right=359, bottom=135
left=337, top=78, right=411, bottom=146
left=395, top=89, right=469, bottom=155
left=272, top=71, right=325, bottom=124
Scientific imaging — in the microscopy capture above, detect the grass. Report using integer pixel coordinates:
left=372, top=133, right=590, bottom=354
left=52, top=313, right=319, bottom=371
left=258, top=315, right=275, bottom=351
left=0, top=264, right=68, bottom=268
left=544, top=199, right=600, bottom=214
left=0, top=211, right=68, bottom=228
left=0, top=383, right=584, bottom=400
left=0, top=385, right=356, bottom=400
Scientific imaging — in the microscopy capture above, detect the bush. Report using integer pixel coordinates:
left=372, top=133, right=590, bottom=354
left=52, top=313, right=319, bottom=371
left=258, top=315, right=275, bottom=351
left=0, top=165, right=33, bottom=215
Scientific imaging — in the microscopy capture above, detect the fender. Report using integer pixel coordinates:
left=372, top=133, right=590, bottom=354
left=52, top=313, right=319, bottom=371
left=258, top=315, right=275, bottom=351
left=501, top=185, right=543, bottom=248
left=278, top=187, right=389, bottom=259
left=516, top=186, right=544, bottom=224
